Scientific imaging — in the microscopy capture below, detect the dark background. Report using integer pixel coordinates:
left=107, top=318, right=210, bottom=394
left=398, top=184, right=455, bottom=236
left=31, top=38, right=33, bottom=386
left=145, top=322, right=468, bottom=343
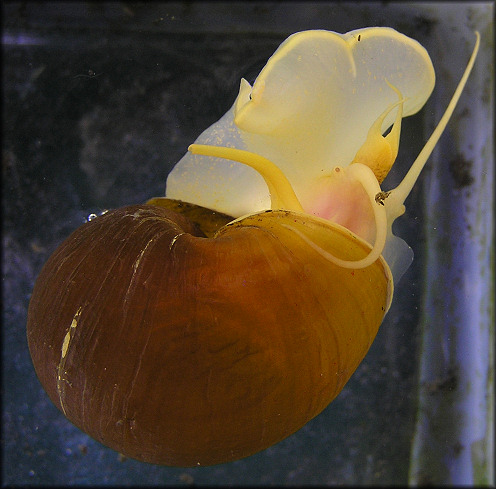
left=2, top=2, right=491, bottom=486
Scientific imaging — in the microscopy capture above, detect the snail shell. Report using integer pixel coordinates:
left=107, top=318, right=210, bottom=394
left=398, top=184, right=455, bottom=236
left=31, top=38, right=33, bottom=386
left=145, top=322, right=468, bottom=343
left=27, top=202, right=390, bottom=466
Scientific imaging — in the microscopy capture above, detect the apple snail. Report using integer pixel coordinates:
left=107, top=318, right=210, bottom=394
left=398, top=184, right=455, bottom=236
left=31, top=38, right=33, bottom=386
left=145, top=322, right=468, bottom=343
left=27, top=28, right=479, bottom=466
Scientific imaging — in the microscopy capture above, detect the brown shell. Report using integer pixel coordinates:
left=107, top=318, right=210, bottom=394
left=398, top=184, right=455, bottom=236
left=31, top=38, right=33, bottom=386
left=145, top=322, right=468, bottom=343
left=27, top=203, right=390, bottom=466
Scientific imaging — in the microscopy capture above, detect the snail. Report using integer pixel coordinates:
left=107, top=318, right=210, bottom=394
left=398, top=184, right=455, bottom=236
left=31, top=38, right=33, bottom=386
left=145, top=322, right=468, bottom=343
left=27, top=28, right=479, bottom=467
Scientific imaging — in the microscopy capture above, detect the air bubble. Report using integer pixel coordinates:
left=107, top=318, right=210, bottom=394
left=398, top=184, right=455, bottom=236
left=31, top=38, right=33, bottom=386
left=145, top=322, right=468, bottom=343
left=86, top=209, right=108, bottom=222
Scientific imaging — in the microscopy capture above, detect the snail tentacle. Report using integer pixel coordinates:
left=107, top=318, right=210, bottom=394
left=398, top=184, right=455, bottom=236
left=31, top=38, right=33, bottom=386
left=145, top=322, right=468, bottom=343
left=351, top=81, right=406, bottom=184
left=188, top=144, right=304, bottom=212
left=189, top=144, right=388, bottom=269
left=387, top=31, right=480, bottom=210
left=283, top=163, right=387, bottom=269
